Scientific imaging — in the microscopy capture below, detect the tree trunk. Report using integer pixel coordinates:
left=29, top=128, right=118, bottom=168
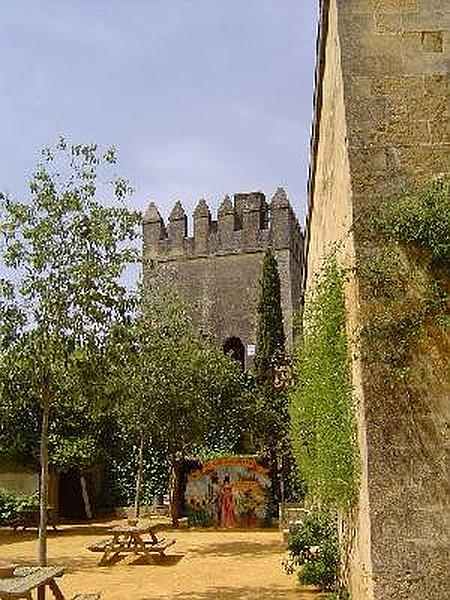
left=269, top=446, right=281, bottom=518
left=38, top=398, right=49, bottom=566
left=134, top=431, right=145, bottom=519
left=169, top=455, right=183, bottom=527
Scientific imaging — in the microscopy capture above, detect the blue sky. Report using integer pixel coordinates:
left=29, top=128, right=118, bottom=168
left=0, top=1, right=318, bottom=225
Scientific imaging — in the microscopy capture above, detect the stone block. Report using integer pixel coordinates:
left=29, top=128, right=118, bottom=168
left=346, top=95, right=388, bottom=125
left=371, top=75, right=424, bottom=98
left=374, top=0, right=420, bottom=13
left=401, top=31, right=425, bottom=53
left=408, top=91, right=447, bottom=121
left=421, top=31, right=444, bottom=52
left=429, top=120, right=450, bottom=144
left=375, top=12, right=403, bottom=34
left=424, top=74, right=448, bottom=96
left=402, top=52, right=449, bottom=75
left=345, top=76, right=375, bottom=98
left=402, top=12, right=449, bottom=32
left=397, top=145, right=450, bottom=175
left=337, top=0, right=377, bottom=14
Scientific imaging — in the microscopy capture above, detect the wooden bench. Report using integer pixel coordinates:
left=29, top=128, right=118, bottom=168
left=143, top=538, right=176, bottom=555
left=87, top=538, right=114, bottom=553
left=87, top=526, right=176, bottom=565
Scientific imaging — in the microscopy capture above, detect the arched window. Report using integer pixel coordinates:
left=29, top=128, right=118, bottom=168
left=223, top=336, right=245, bottom=370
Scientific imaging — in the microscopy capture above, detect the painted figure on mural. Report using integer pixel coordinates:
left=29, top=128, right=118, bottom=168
left=208, top=472, right=220, bottom=525
left=219, top=475, right=236, bottom=528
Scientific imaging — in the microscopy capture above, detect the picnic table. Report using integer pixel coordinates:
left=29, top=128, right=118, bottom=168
left=0, top=566, right=66, bottom=600
left=13, top=508, right=59, bottom=532
left=88, top=524, right=176, bottom=566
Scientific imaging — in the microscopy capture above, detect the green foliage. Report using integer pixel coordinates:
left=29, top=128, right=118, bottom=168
left=0, top=136, right=140, bottom=450
left=107, top=284, right=246, bottom=517
left=0, top=488, right=38, bottom=526
left=253, top=248, right=289, bottom=448
left=0, top=138, right=140, bottom=561
left=253, top=248, right=300, bottom=510
left=290, top=257, right=359, bottom=509
left=103, top=428, right=170, bottom=507
left=359, top=175, right=450, bottom=375
left=111, top=286, right=245, bottom=458
left=284, top=511, right=339, bottom=591
left=255, top=247, right=286, bottom=385
left=186, top=505, right=213, bottom=527
left=379, top=175, right=450, bottom=267
left=320, top=593, right=350, bottom=600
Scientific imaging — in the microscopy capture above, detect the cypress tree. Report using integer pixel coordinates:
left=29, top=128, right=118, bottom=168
left=254, top=248, right=299, bottom=511
left=255, top=247, right=286, bottom=385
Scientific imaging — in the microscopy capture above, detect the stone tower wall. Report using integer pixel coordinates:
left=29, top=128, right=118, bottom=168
left=306, top=1, right=449, bottom=599
left=143, top=190, right=303, bottom=363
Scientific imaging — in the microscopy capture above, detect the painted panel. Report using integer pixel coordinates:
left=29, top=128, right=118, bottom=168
left=185, top=456, right=271, bottom=528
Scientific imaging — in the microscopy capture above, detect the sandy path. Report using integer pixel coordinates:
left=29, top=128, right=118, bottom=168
left=0, top=519, right=321, bottom=599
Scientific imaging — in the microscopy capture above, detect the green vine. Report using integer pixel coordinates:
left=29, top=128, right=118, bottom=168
left=290, top=257, right=359, bottom=510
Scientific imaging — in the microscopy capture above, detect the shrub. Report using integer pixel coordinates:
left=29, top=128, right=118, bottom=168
left=0, top=488, right=38, bottom=525
left=284, top=511, right=339, bottom=591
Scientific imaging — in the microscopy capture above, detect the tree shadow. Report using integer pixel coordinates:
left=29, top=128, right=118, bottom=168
left=189, top=540, right=285, bottom=557
left=129, top=553, right=184, bottom=566
left=142, top=585, right=321, bottom=600
left=0, top=523, right=116, bottom=545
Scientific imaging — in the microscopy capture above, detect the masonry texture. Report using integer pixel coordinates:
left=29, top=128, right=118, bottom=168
left=306, top=1, right=449, bottom=599
left=143, top=189, right=303, bottom=366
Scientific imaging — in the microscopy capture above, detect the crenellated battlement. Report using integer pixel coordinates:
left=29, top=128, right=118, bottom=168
left=143, top=188, right=303, bottom=262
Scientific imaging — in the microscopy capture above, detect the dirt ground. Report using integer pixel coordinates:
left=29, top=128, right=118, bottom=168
left=0, top=518, right=322, bottom=600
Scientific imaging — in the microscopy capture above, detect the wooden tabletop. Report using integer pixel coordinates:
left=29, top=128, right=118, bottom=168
left=108, top=524, right=152, bottom=535
left=0, top=566, right=65, bottom=596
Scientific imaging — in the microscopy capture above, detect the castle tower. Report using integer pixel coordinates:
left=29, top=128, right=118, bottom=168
left=306, top=1, right=449, bottom=598
left=143, top=190, right=303, bottom=367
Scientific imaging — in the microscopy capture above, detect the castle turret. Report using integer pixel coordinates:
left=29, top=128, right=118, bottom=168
left=168, top=201, right=187, bottom=249
left=143, top=202, right=166, bottom=247
left=236, top=192, right=268, bottom=245
left=193, top=198, right=211, bottom=254
left=217, top=195, right=234, bottom=242
left=270, top=187, right=291, bottom=249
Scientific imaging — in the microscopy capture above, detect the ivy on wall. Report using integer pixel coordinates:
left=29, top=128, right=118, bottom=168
left=289, top=257, right=359, bottom=510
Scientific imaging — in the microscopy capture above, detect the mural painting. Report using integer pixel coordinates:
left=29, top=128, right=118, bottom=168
left=185, top=456, right=271, bottom=528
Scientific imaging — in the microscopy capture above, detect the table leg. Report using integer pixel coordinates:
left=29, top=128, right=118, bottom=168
left=37, top=585, right=45, bottom=600
left=134, top=534, right=153, bottom=562
left=99, top=533, right=121, bottom=566
left=49, top=579, right=66, bottom=600
left=99, top=548, right=111, bottom=566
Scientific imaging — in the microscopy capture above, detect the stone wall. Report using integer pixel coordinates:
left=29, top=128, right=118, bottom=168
left=0, top=468, right=38, bottom=495
left=306, top=0, right=449, bottom=598
left=143, top=190, right=303, bottom=363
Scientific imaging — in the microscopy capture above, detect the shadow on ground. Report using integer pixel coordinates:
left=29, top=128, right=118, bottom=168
left=143, top=585, right=320, bottom=600
left=188, top=540, right=284, bottom=557
left=0, top=524, right=114, bottom=545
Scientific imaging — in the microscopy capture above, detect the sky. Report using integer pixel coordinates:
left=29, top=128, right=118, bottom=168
left=0, top=0, right=318, bottom=227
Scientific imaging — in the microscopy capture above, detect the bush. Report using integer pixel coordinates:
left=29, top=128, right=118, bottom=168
left=0, top=488, right=38, bottom=526
left=284, top=511, right=339, bottom=591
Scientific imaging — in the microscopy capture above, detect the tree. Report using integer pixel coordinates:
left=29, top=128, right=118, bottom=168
left=254, top=248, right=290, bottom=508
left=0, top=138, right=140, bottom=565
left=255, top=248, right=286, bottom=384
left=112, top=284, right=245, bottom=524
